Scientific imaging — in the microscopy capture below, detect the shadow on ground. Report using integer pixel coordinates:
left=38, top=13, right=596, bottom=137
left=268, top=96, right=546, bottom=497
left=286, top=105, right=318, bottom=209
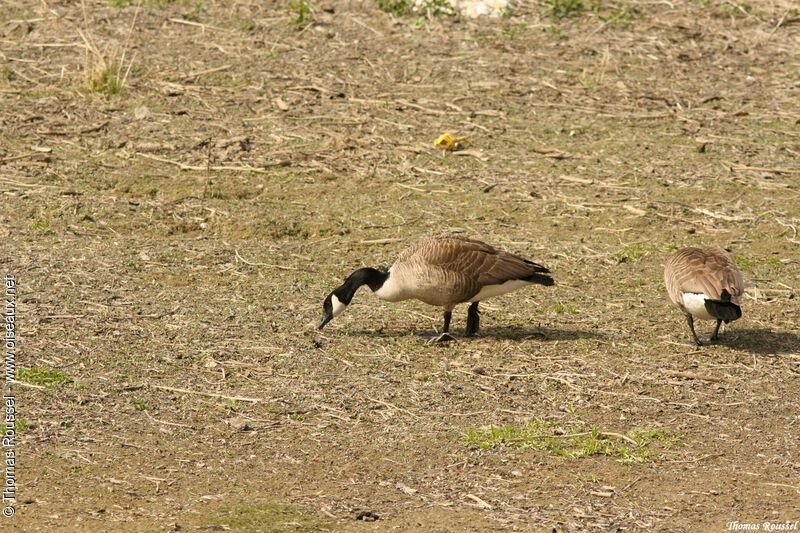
left=333, top=326, right=604, bottom=343
left=482, top=326, right=606, bottom=341
left=723, top=328, right=800, bottom=355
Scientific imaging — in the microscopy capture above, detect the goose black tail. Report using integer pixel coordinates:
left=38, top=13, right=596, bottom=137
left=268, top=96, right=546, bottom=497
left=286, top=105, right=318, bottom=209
left=704, top=289, right=741, bottom=321
left=523, top=273, right=555, bottom=286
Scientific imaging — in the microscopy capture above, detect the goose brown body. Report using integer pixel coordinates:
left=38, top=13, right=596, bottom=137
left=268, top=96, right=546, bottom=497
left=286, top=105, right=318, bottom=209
left=377, top=235, right=552, bottom=308
left=664, top=246, right=745, bottom=345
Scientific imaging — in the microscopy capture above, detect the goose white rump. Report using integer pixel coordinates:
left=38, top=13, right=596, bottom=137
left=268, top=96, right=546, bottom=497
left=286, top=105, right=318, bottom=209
left=681, top=292, right=715, bottom=320
left=469, top=280, right=532, bottom=302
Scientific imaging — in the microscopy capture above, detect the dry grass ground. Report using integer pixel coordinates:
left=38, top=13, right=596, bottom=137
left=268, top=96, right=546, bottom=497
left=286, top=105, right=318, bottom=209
left=1, top=0, right=799, bottom=530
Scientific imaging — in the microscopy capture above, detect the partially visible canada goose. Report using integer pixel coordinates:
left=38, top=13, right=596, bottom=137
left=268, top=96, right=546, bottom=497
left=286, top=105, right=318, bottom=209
left=319, top=235, right=554, bottom=340
left=664, top=246, right=745, bottom=346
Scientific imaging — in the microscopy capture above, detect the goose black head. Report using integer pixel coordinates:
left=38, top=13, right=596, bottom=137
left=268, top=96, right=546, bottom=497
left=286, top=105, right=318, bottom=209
left=319, top=290, right=348, bottom=330
left=318, top=268, right=389, bottom=331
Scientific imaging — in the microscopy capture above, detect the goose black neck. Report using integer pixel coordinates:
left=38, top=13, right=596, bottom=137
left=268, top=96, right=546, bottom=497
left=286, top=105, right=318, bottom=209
left=338, top=268, right=389, bottom=304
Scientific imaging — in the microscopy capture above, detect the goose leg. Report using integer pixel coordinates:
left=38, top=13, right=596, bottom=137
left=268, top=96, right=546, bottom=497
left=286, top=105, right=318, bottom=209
left=710, top=319, right=722, bottom=341
left=442, top=310, right=452, bottom=333
left=465, top=302, right=480, bottom=337
left=686, top=314, right=702, bottom=346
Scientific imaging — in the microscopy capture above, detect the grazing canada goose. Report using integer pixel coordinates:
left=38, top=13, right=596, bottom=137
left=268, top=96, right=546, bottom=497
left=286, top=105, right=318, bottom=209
left=319, top=235, right=554, bottom=340
left=664, top=246, right=745, bottom=346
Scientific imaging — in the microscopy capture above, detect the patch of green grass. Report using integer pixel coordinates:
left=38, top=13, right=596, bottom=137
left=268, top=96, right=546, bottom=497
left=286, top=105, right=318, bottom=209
left=628, top=428, right=678, bottom=447
left=718, top=2, right=760, bottom=19
left=502, top=23, right=528, bottom=39
left=553, top=302, right=579, bottom=314
left=545, top=25, right=566, bottom=38
left=419, top=0, right=455, bottom=17
left=377, top=0, right=453, bottom=18
left=578, top=71, right=598, bottom=90
left=1, top=66, right=15, bottom=82
left=110, top=0, right=183, bottom=5
left=463, top=418, right=676, bottom=464
left=30, top=218, right=53, bottom=235
left=376, top=0, right=412, bottom=16
left=240, top=19, right=256, bottom=32
left=18, top=367, right=71, bottom=387
left=574, top=337, right=595, bottom=356
left=133, top=399, right=149, bottom=411
left=409, top=16, right=427, bottom=28
left=88, top=65, right=123, bottom=96
left=735, top=255, right=754, bottom=271
left=202, top=503, right=326, bottom=532
left=200, top=181, right=221, bottom=199
left=267, top=218, right=309, bottom=240
left=613, top=244, right=651, bottom=264
left=225, top=400, right=247, bottom=412
left=182, top=0, right=206, bottom=22
left=546, top=0, right=584, bottom=20
left=735, top=254, right=781, bottom=271
left=601, top=4, right=639, bottom=24
left=14, top=419, right=29, bottom=434
left=289, top=1, right=313, bottom=26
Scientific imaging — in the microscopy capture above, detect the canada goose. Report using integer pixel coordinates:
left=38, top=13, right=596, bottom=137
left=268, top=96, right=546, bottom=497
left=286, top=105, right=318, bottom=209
left=319, top=235, right=554, bottom=340
left=664, top=246, right=745, bottom=346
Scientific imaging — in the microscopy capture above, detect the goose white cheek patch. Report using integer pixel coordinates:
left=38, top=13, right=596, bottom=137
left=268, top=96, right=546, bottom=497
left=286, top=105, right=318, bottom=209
left=331, top=294, right=347, bottom=317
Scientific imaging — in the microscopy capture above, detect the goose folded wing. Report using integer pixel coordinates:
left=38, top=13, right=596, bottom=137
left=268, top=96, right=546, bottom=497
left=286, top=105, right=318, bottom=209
left=672, top=253, right=742, bottom=301
left=475, top=252, right=549, bottom=286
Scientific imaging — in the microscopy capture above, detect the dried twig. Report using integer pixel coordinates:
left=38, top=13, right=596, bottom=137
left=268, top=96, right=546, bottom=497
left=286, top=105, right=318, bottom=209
left=367, top=397, right=420, bottom=419
left=13, top=381, right=46, bottom=390
left=144, top=410, right=194, bottom=429
left=727, top=163, right=800, bottom=175
left=175, top=64, right=232, bottom=82
left=150, top=384, right=261, bottom=403
left=0, top=152, right=47, bottom=163
left=359, top=238, right=403, bottom=245
left=662, top=370, right=723, bottom=383
left=464, top=494, right=492, bottom=510
left=551, top=431, right=640, bottom=447
left=168, top=18, right=229, bottom=32
left=136, top=152, right=284, bottom=173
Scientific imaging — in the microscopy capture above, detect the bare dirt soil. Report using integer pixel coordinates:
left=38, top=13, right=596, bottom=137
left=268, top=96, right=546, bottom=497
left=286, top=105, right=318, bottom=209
left=2, top=0, right=799, bottom=531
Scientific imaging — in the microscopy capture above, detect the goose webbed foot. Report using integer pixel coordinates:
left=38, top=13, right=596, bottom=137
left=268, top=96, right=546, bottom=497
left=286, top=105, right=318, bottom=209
left=429, top=332, right=455, bottom=344
left=420, top=310, right=455, bottom=343
left=465, top=302, right=481, bottom=337
left=418, top=331, right=455, bottom=343
left=435, top=310, right=454, bottom=342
